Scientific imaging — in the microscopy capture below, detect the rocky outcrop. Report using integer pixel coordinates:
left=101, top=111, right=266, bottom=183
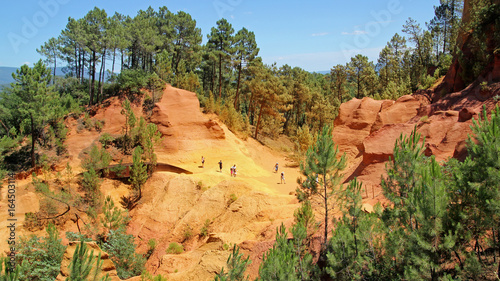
left=333, top=95, right=421, bottom=161
left=332, top=84, right=498, bottom=190
left=151, top=85, right=225, bottom=153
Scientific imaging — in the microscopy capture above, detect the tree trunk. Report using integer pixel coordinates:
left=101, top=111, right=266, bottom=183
left=254, top=103, right=264, bottom=139
left=324, top=174, right=328, bottom=245
left=218, top=53, right=223, bottom=99
left=53, top=53, right=57, bottom=85
left=90, top=50, right=97, bottom=106
left=100, top=49, right=106, bottom=101
left=112, top=47, right=116, bottom=74
left=234, top=62, right=242, bottom=109
left=30, top=114, right=36, bottom=168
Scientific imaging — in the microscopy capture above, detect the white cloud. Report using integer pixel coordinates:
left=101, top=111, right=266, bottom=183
left=22, top=61, right=31, bottom=66
left=341, top=30, right=368, bottom=35
left=311, top=32, right=329, bottom=37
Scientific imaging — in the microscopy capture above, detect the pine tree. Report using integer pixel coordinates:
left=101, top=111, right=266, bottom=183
left=257, top=224, right=300, bottom=281
left=10, top=60, right=57, bottom=167
left=330, top=64, right=348, bottom=103
left=16, top=223, right=66, bottom=281
left=130, top=146, right=148, bottom=201
left=207, top=18, right=234, bottom=99
left=67, top=241, right=110, bottom=281
left=232, top=27, right=259, bottom=109
left=101, top=196, right=127, bottom=232
left=36, top=37, right=62, bottom=84
left=246, top=59, right=285, bottom=139
left=296, top=125, right=347, bottom=246
left=214, top=246, right=251, bottom=281
left=347, top=54, right=377, bottom=98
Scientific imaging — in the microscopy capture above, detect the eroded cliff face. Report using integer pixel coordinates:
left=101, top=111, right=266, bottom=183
left=434, top=0, right=500, bottom=96
left=334, top=0, right=500, bottom=196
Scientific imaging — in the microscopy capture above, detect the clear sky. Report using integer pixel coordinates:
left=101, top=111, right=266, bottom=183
left=0, top=0, right=438, bottom=72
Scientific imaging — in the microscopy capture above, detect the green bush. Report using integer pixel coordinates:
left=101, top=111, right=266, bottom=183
left=102, top=228, right=145, bottom=279
left=183, top=224, right=193, bottom=241
left=99, top=133, right=114, bottom=148
left=117, top=69, right=150, bottom=95
left=16, top=223, right=66, bottom=281
left=200, top=219, right=210, bottom=237
left=166, top=242, right=184, bottom=255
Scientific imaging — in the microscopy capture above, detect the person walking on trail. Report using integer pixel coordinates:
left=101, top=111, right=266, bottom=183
left=281, top=171, right=286, bottom=184
left=233, top=165, right=237, bottom=177
left=230, top=165, right=234, bottom=177
left=218, top=160, right=223, bottom=172
left=274, top=163, right=279, bottom=173
left=201, top=156, right=205, bottom=168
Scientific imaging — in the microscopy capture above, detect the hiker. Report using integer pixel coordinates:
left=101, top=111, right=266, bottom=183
left=281, top=171, right=286, bottom=184
left=201, top=156, right=205, bottom=168
left=233, top=165, right=237, bottom=177
left=218, top=160, right=223, bottom=172
left=230, top=165, right=234, bottom=177
left=274, top=163, right=279, bottom=173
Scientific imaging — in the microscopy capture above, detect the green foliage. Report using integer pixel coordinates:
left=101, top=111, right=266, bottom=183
left=82, top=144, right=112, bottom=172
left=146, top=239, right=157, bottom=259
left=16, top=223, right=66, bottom=281
left=140, top=271, right=168, bottom=281
left=257, top=224, right=303, bottom=281
left=166, top=243, right=184, bottom=255
left=81, top=168, right=102, bottom=206
left=326, top=178, right=386, bottom=280
left=101, top=228, right=145, bottom=279
left=228, top=194, right=238, bottom=206
left=66, top=232, right=93, bottom=242
left=134, top=117, right=162, bottom=172
left=447, top=105, right=500, bottom=276
left=292, top=125, right=314, bottom=164
left=0, top=257, right=21, bottom=281
left=119, top=98, right=137, bottom=153
left=183, top=224, right=193, bottom=241
left=101, top=196, right=127, bottom=232
left=200, top=219, right=211, bottom=237
left=215, top=245, right=251, bottom=281
left=117, top=68, right=150, bottom=95
left=99, top=133, right=114, bottom=148
left=7, top=60, right=58, bottom=167
left=297, top=125, right=347, bottom=245
left=130, top=146, right=148, bottom=191
left=347, top=54, right=378, bottom=98
left=110, top=160, right=126, bottom=178
left=67, top=241, right=110, bottom=281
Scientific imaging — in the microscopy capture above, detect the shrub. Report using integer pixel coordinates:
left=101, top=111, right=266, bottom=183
left=166, top=242, right=184, bottom=254
left=102, top=228, right=145, bottom=279
left=228, top=194, right=238, bottom=206
left=16, top=223, right=66, bottom=281
left=117, top=69, right=150, bottom=95
left=99, top=133, right=114, bottom=149
left=82, top=145, right=111, bottom=172
left=200, top=219, right=210, bottom=238
left=183, top=224, right=193, bottom=241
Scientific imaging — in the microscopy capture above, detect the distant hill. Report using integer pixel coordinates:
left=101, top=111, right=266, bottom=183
left=0, top=66, right=113, bottom=87
left=313, top=70, right=329, bottom=75
left=0, top=67, right=17, bottom=86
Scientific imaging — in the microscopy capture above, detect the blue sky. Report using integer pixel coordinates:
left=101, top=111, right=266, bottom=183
left=1, top=0, right=437, bottom=72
